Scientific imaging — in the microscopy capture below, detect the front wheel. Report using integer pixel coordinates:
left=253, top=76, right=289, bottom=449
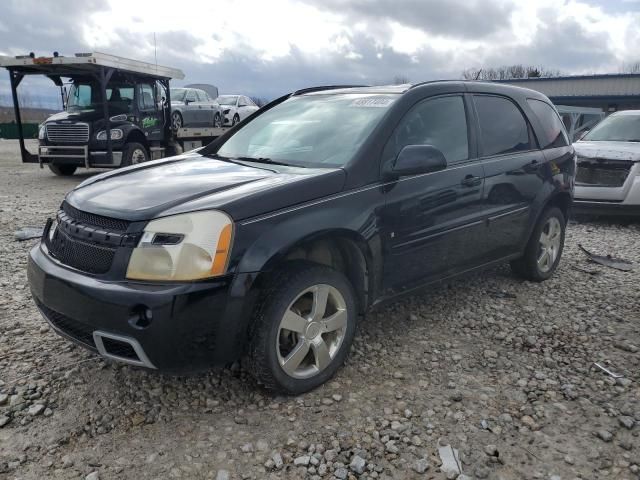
left=121, top=142, right=148, bottom=167
left=247, top=263, right=357, bottom=394
left=213, top=113, right=222, bottom=128
left=48, top=164, right=77, bottom=176
left=232, top=114, right=240, bottom=126
left=510, top=206, right=566, bottom=282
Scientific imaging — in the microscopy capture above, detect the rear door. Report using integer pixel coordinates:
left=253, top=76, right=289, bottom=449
left=380, top=94, right=488, bottom=292
left=471, top=94, right=545, bottom=258
left=184, top=89, right=198, bottom=125
left=196, top=90, right=215, bottom=126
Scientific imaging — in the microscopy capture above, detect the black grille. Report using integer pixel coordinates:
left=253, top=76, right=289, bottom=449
left=47, top=227, right=116, bottom=274
left=101, top=337, right=138, bottom=360
left=576, top=160, right=632, bottom=187
left=62, top=202, right=130, bottom=232
left=35, top=299, right=96, bottom=349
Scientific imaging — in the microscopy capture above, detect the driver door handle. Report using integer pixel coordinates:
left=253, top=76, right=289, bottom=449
left=461, top=174, right=481, bottom=187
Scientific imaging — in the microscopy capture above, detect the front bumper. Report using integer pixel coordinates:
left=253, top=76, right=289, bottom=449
left=574, top=174, right=640, bottom=216
left=28, top=244, right=256, bottom=371
left=572, top=200, right=640, bottom=216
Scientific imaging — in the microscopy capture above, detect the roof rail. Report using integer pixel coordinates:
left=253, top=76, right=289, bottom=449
left=292, top=85, right=368, bottom=95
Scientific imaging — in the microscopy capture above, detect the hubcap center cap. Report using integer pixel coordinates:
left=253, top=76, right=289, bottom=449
left=306, top=322, right=321, bottom=339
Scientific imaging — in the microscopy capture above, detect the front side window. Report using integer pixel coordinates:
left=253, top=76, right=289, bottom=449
left=138, top=84, right=156, bottom=110
left=215, top=93, right=398, bottom=167
left=527, top=99, right=569, bottom=149
left=474, top=95, right=532, bottom=156
left=186, top=90, right=197, bottom=103
left=383, top=95, right=469, bottom=165
left=171, top=88, right=186, bottom=102
left=582, top=114, right=640, bottom=142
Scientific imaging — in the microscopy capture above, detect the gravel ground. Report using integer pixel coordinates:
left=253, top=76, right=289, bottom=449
left=0, top=139, right=639, bottom=480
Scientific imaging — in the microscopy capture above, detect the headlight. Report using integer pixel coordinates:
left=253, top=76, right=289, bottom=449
left=126, top=211, right=234, bottom=281
left=223, top=109, right=230, bottom=114
left=38, top=124, right=46, bottom=140
left=96, top=129, right=124, bottom=141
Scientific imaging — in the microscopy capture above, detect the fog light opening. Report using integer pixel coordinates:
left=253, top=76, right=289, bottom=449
left=129, top=305, right=152, bottom=329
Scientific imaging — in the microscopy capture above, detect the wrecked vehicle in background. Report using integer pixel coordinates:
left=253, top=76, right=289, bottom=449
left=573, top=110, right=640, bottom=216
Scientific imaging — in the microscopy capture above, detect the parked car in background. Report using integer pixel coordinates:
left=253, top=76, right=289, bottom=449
left=28, top=82, right=574, bottom=393
left=216, top=95, right=260, bottom=125
left=170, top=87, right=223, bottom=129
left=573, top=110, right=640, bottom=216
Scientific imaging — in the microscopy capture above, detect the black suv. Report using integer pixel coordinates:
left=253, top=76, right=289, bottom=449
left=28, top=82, right=575, bottom=393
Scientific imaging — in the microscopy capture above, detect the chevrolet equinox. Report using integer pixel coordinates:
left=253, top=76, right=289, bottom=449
left=28, top=82, right=576, bottom=393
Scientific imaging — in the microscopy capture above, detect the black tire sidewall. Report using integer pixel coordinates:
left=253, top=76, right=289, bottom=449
left=48, top=164, right=76, bottom=176
left=232, top=114, right=240, bottom=125
left=122, top=142, right=148, bottom=167
left=250, top=264, right=357, bottom=394
left=524, top=207, right=566, bottom=281
left=213, top=113, right=221, bottom=127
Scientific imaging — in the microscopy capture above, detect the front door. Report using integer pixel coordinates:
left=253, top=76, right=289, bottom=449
left=380, top=94, right=487, bottom=293
left=138, top=82, right=163, bottom=142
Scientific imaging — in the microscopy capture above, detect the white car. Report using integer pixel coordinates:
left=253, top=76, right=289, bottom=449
left=573, top=110, right=640, bottom=216
left=216, top=95, right=260, bottom=126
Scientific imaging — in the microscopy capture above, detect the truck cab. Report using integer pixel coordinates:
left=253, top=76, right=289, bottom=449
left=39, top=75, right=167, bottom=175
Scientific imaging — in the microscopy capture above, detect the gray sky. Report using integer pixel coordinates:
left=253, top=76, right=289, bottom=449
left=0, top=0, right=639, bottom=105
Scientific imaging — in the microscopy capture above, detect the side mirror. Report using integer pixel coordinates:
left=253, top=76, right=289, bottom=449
left=185, top=99, right=193, bottom=105
left=392, top=144, right=447, bottom=177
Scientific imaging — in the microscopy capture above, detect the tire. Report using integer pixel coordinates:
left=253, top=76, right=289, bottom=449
left=171, top=111, right=183, bottom=130
left=232, top=114, right=240, bottom=126
left=510, top=206, right=566, bottom=282
left=213, top=113, right=222, bottom=128
left=48, top=164, right=77, bottom=176
left=247, top=262, right=357, bottom=394
left=121, top=142, right=149, bottom=167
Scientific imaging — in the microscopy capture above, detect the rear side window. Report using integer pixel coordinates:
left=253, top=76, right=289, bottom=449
left=474, top=95, right=532, bottom=156
left=527, top=99, right=569, bottom=148
left=384, top=95, right=469, bottom=164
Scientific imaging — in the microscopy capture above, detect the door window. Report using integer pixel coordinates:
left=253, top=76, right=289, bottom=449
left=138, top=83, right=156, bottom=110
left=186, top=90, right=197, bottom=103
left=383, top=95, right=469, bottom=165
left=196, top=90, right=208, bottom=102
left=474, top=95, right=532, bottom=156
left=527, top=99, right=569, bottom=149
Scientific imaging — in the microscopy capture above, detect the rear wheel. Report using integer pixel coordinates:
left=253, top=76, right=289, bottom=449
left=171, top=111, right=183, bottom=130
left=248, top=263, right=357, bottom=394
left=48, top=164, right=77, bottom=176
left=510, top=206, right=566, bottom=282
left=121, top=142, right=148, bottom=167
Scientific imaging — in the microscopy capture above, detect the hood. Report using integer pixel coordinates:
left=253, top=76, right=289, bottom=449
left=574, top=140, right=640, bottom=162
left=66, top=153, right=346, bottom=222
left=45, top=108, right=128, bottom=124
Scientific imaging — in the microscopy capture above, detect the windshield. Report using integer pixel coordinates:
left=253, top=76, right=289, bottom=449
left=171, top=88, right=186, bottom=102
left=215, top=93, right=398, bottom=167
left=582, top=114, right=640, bottom=142
left=67, top=82, right=134, bottom=114
left=217, top=96, right=238, bottom=106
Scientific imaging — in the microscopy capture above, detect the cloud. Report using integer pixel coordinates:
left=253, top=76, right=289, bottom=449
left=0, top=0, right=639, bottom=106
left=300, top=0, right=515, bottom=39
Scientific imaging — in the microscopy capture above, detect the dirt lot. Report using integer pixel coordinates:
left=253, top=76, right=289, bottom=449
left=0, top=139, right=638, bottom=480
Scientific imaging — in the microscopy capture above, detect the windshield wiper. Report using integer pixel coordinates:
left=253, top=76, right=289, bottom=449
left=232, top=156, right=300, bottom=167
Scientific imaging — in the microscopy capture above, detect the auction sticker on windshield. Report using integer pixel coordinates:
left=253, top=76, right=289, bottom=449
left=350, top=96, right=395, bottom=107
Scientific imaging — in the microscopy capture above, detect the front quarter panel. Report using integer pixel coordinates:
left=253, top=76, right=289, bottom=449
left=230, top=184, right=385, bottom=293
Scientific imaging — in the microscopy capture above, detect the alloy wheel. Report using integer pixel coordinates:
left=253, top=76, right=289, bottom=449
left=537, top=217, right=561, bottom=273
left=276, top=284, right=348, bottom=379
left=172, top=112, right=182, bottom=130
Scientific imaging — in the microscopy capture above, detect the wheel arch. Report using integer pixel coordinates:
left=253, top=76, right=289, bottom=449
left=241, top=228, right=379, bottom=315
left=124, top=128, right=149, bottom=149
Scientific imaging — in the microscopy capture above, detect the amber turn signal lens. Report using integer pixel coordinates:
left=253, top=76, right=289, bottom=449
left=211, top=223, right=233, bottom=276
